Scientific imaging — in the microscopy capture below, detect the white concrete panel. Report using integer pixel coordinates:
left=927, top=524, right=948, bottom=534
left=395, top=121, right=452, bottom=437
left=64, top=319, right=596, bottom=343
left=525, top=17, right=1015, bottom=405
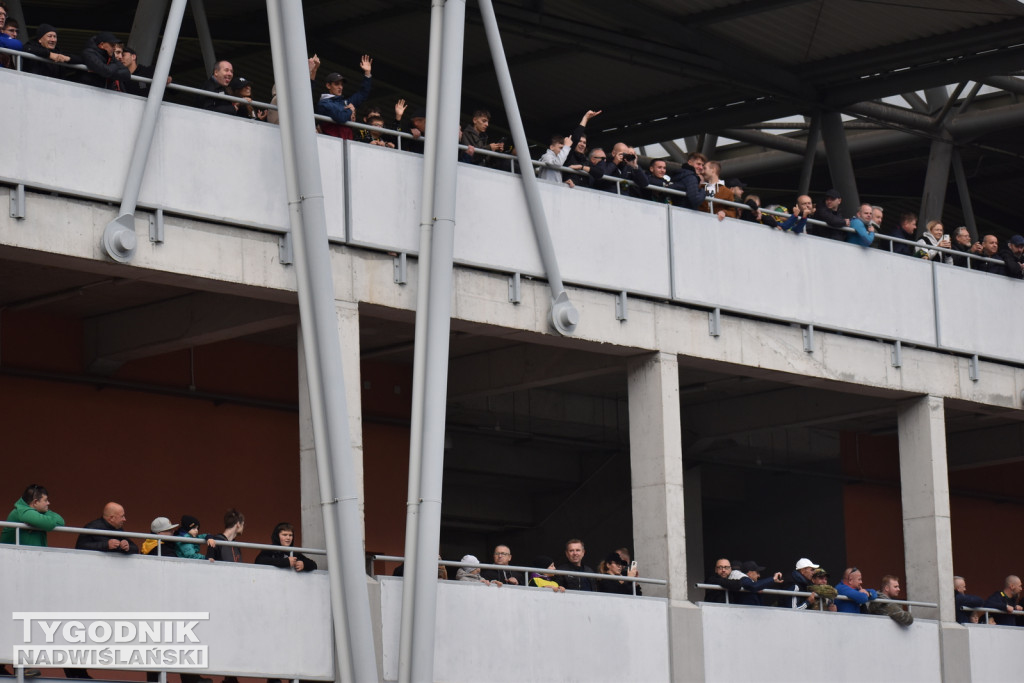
left=934, top=265, right=1024, bottom=361
left=966, top=624, right=1023, bottom=683
left=379, top=577, right=669, bottom=683
left=701, top=604, right=940, bottom=683
left=0, top=546, right=333, bottom=679
left=347, top=144, right=422, bottom=253
left=672, top=211, right=938, bottom=346
left=0, top=70, right=296, bottom=232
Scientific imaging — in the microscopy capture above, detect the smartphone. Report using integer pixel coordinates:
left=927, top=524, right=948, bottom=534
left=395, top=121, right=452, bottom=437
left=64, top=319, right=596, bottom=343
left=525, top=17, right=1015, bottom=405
left=630, top=561, right=637, bottom=570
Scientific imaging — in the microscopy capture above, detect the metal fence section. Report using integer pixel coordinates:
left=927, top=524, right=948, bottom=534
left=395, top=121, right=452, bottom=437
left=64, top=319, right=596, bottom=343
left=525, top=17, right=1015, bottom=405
left=695, top=582, right=938, bottom=611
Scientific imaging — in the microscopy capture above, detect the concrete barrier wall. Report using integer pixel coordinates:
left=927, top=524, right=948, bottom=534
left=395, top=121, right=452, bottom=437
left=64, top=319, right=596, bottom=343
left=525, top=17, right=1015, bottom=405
left=0, top=546, right=333, bottom=679
left=700, top=603, right=941, bottom=682
left=378, top=576, right=670, bottom=682
left=965, top=624, right=1021, bottom=683
left=2, top=69, right=1022, bottom=363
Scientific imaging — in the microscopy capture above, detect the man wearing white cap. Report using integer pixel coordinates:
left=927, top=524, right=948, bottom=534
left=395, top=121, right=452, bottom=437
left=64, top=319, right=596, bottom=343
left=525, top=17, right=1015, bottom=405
left=142, top=516, right=178, bottom=555
left=787, top=557, right=820, bottom=608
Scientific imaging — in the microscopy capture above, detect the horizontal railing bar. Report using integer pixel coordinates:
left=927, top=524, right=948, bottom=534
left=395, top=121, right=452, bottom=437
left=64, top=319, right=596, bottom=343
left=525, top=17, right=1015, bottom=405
left=694, top=582, right=937, bottom=608
left=371, top=553, right=666, bottom=585
left=0, top=520, right=326, bottom=555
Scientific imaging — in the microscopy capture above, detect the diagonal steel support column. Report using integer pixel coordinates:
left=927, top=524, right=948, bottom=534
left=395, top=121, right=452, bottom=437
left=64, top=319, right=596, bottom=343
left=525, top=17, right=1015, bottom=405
left=408, top=1, right=467, bottom=680
left=101, top=0, right=186, bottom=263
left=951, top=149, right=977, bottom=241
left=918, top=86, right=953, bottom=225
left=478, top=0, right=579, bottom=335
left=128, top=0, right=169, bottom=65
left=267, top=2, right=378, bottom=681
left=398, top=0, right=444, bottom=681
left=820, top=111, right=859, bottom=211
left=797, top=113, right=821, bottom=195
left=190, top=0, right=216, bottom=76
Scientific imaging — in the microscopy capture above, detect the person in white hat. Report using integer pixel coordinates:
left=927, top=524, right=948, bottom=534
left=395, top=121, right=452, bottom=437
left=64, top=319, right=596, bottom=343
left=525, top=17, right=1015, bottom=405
left=788, top=557, right=820, bottom=608
left=141, top=516, right=178, bottom=555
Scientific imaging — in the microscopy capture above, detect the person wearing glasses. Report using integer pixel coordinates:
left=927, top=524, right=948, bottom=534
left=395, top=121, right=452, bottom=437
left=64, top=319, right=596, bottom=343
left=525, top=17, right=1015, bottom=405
left=480, top=544, right=521, bottom=585
left=702, top=557, right=743, bottom=603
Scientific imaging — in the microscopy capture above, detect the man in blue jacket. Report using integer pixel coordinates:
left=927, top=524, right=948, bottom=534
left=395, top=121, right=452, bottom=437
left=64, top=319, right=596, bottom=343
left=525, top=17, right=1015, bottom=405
left=315, top=55, right=373, bottom=139
left=734, top=560, right=784, bottom=606
left=835, top=567, right=877, bottom=613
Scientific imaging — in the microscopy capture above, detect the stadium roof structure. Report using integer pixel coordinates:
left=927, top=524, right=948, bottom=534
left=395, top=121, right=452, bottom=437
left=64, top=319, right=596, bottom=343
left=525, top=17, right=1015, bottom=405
left=10, top=0, right=1024, bottom=230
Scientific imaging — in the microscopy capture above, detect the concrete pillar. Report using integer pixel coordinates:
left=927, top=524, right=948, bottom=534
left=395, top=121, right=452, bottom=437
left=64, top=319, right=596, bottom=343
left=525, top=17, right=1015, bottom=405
left=897, top=395, right=954, bottom=623
left=628, top=351, right=687, bottom=600
left=821, top=111, right=859, bottom=213
left=299, top=301, right=365, bottom=565
left=628, top=352, right=704, bottom=683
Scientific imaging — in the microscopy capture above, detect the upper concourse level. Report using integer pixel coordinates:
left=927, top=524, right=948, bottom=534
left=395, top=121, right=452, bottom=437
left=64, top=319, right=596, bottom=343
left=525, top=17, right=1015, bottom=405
left=3, top=68, right=1024, bottom=408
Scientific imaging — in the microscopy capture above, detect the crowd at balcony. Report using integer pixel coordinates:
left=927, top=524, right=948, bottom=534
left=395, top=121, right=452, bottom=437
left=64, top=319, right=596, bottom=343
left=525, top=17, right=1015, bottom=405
left=1, top=9, right=1022, bottom=276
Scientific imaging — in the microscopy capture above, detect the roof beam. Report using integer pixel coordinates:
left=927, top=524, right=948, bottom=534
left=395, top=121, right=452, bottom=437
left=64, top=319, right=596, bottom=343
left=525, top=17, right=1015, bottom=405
left=84, top=293, right=297, bottom=374
left=683, top=0, right=818, bottom=27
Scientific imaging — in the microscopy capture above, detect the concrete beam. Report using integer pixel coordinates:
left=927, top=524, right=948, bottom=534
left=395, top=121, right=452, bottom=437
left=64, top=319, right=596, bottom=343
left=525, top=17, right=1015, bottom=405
left=83, top=292, right=297, bottom=373
left=447, top=345, right=625, bottom=402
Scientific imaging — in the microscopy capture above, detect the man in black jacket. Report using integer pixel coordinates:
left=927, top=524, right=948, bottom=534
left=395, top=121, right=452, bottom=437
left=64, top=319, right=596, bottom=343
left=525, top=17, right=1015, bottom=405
left=589, top=142, right=649, bottom=196
left=21, top=24, right=76, bottom=79
left=668, top=152, right=707, bottom=210
left=555, top=538, right=595, bottom=591
left=255, top=522, right=317, bottom=572
left=196, top=60, right=237, bottom=115
left=886, top=211, right=918, bottom=256
left=75, top=502, right=139, bottom=554
left=979, top=234, right=1024, bottom=278
left=950, top=226, right=982, bottom=267
left=78, top=31, right=130, bottom=90
left=809, top=189, right=848, bottom=240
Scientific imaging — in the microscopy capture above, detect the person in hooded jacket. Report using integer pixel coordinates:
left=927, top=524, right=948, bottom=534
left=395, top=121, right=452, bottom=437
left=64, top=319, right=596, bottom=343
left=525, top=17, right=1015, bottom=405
left=173, top=514, right=215, bottom=559
left=78, top=31, right=129, bottom=90
left=255, top=522, right=317, bottom=572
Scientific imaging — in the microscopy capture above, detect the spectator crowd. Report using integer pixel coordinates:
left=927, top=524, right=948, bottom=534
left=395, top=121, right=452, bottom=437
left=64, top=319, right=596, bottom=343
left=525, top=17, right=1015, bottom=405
left=1, top=6, right=1021, bottom=275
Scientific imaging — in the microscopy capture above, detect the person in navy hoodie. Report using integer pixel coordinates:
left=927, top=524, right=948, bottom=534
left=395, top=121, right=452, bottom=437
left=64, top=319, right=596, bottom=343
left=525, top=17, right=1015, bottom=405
left=734, top=560, right=784, bottom=606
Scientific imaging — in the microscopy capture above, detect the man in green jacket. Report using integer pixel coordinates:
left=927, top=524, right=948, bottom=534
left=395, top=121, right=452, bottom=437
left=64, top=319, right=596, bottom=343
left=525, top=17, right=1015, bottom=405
left=1, top=484, right=65, bottom=546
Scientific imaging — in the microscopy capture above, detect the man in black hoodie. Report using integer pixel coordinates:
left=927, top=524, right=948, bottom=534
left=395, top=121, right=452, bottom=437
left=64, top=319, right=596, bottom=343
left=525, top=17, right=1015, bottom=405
left=255, top=522, right=317, bottom=572
left=669, top=152, right=707, bottom=211
left=78, top=31, right=129, bottom=90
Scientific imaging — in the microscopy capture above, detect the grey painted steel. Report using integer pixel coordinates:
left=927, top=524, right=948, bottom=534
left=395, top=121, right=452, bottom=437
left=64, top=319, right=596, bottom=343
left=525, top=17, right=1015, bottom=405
left=398, top=0, right=444, bottom=680
left=701, top=134, right=718, bottom=158
left=409, top=1, right=466, bottom=680
left=190, top=0, right=217, bottom=77
left=797, top=114, right=821, bottom=195
left=102, top=0, right=186, bottom=263
left=128, top=0, right=170, bottom=65
left=478, top=0, right=579, bottom=336
left=951, top=149, right=978, bottom=240
left=266, top=2, right=378, bottom=682
left=820, top=111, right=859, bottom=212
left=660, top=139, right=686, bottom=163
left=918, top=130, right=953, bottom=225
left=9, top=184, right=24, bottom=219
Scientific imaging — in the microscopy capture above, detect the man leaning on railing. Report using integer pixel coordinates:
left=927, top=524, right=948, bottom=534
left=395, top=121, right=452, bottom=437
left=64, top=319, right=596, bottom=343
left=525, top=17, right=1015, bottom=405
left=835, top=567, right=876, bottom=614
left=983, top=575, right=1023, bottom=626
left=0, top=483, right=64, bottom=546
left=76, top=501, right=139, bottom=554
left=866, top=575, right=913, bottom=626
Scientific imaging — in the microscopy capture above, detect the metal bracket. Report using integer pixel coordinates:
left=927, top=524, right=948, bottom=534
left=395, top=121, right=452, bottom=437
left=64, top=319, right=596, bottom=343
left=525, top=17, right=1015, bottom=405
left=393, top=252, right=407, bottom=284
left=969, top=354, right=979, bottom=382
left=9, top=184, right=25, bottom=219
left=102, top=214, right=138, bottom=263
left=708, top=308, right=721, bottom=337
left=508, top=272, right=521, bottom=304
left=891, top=340, right=902, bottom=368
left=803, top=324, right=814, bottom=353
left=149, top=208, right=164, bottom=244
left=615, top=291, right=628, bottom=321
left=278, top=232, right=294, bottom=265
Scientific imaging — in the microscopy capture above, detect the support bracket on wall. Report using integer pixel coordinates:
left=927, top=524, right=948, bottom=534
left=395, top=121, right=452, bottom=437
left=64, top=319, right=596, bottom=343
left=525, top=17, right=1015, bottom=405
left=393, top=252, right=408, bottom=284
left=708, top=308, right=721, bottom=337
left=278, top=232, right=293, bottom=265
left=969, top=354, right=980, bottom=382
left=615, top=291, right=628, bottom=321
left=149, top=208, right=165, bottom=244
left=803, top=324, right=815, bottom=353
left=9, top=184, right=25, bottom=219
left=891, top=340, right=902, bottom=368
left=508, top=272, right=521, bottom=304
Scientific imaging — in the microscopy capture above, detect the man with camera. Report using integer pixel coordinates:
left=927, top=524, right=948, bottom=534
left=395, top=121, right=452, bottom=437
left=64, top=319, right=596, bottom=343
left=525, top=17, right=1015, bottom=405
left=589, top=142, right=649, bottom=196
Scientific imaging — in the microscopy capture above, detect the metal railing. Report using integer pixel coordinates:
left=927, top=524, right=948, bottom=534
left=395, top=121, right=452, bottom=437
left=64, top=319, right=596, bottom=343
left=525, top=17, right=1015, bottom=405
left=370, top=553, right=664, bottom=595
left=960, top=604, right=1024, bottom=625
left=1, top=44, right=1009, bottom=272
left=695, top=582, right=937, bottom=612
left=0, top=520, right=327, bottom=557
